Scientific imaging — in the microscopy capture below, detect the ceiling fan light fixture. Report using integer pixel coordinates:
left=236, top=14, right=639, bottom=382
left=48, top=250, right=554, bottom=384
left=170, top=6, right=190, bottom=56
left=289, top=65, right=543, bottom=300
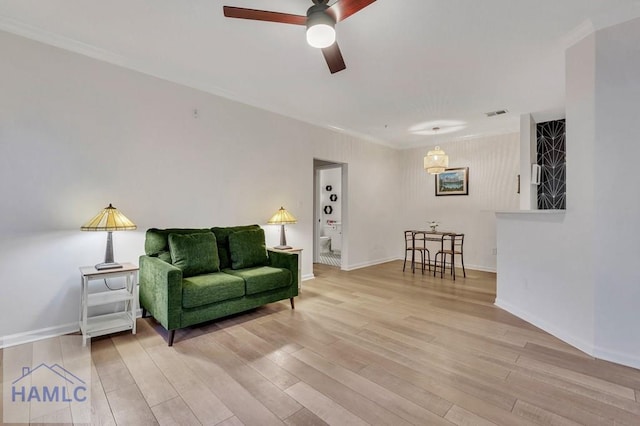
left=306, top=6, right=336, bottom=48
left=307, top=24, right=335, bottom=48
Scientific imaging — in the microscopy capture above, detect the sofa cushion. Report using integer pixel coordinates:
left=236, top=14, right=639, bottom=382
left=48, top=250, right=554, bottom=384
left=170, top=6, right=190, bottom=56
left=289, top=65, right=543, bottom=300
left=224, top=266, right=292, bottom=295
left=228, top=228, right=269, bottom=270
left=169, top=232, right=220, bottom=277
left=212, top=225, right=261, bottom=270
left=182, top=272, right=245, bottom=308
left=145, top=228, right=211, bottom=262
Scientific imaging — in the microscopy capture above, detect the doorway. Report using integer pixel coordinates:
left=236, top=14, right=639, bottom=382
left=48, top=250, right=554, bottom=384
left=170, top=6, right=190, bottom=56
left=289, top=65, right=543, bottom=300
left=313, top=159, right=346, bottom=269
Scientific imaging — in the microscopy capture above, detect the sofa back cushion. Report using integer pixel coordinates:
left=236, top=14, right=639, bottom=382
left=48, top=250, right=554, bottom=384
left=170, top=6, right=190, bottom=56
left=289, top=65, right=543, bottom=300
left=228, top=228, right=269, bottom=270
left=145, top=228, right=211, bottom=263
left=168, top=232, right=220, bottom=277
left=212, top=224, right=261, bottom=269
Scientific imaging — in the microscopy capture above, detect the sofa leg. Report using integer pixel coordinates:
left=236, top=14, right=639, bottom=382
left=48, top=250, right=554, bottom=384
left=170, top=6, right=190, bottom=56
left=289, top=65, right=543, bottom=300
left=290, top=297, right=295, bottom=309
left=141, top=308, right=147, bottom=318
left=168, top=330, right=175, bottom=346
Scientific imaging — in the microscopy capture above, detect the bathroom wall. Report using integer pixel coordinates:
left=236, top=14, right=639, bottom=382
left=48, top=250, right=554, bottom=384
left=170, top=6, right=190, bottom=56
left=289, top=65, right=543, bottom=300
left=319, top=167, right=342, bottom=229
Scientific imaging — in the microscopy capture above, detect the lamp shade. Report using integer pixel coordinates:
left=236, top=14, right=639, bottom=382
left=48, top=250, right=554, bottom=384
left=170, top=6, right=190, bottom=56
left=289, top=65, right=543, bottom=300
left=268, top=207, right=297, bottom=249
left=424, top=146, right=449, bottom=175
left=267, top=207, right=297, bottom=225
left=306, top=6, right=336, bottom=48
left=81, top=203, right=136, bottom=231
left=81, top=203, right=136, bottom=270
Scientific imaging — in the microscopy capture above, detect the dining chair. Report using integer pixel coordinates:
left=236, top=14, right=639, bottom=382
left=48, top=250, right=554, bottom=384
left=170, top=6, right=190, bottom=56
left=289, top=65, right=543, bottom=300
left=433, top=233, right=466, bottom=280
left=403, top=230, right=431, bottom=274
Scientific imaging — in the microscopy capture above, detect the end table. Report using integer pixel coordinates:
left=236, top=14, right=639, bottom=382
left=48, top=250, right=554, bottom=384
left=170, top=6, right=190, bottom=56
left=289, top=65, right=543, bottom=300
left=79, top=262, right=138, bottom=345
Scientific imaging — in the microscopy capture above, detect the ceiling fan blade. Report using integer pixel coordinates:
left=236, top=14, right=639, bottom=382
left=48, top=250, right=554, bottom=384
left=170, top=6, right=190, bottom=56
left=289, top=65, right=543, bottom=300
left=223, top=6, right=306, bottom=25
left=327, top=0, right=377, bottom=22
left=322, top=43, right=346, bottom=74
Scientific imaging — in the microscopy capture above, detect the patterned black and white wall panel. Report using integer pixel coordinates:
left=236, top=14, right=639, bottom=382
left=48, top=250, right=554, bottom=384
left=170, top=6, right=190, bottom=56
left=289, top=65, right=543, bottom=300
left=536, top=119, right=566, bottom=209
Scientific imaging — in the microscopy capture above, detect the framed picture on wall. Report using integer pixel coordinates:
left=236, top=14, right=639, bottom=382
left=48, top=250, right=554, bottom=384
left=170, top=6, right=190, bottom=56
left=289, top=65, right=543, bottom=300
left=435, top=167, right=469, bottom=196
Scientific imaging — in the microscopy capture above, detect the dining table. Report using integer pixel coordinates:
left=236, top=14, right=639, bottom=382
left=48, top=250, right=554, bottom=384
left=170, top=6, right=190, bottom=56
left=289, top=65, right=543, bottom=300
left=407, top=229, right=455, bottom=273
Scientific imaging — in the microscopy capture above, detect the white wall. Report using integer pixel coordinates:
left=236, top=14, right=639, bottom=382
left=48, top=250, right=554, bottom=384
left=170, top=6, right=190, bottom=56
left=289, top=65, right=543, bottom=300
left=592, top=18, right=640, bottom=366
left=496, top=18, right=640, bottom=369
left=0, top=31, right=401, bottom=340
left=496, top=211, right=596, bottom=354
left=400, top=133, right=520, bottom=272
left=519, top=114, right=537, bottom=210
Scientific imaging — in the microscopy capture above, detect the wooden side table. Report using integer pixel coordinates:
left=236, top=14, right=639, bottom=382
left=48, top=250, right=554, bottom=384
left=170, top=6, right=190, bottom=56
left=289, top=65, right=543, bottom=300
left=79, top=262, right=138, bottom=345
left=269, top=247, right=303, bottom=290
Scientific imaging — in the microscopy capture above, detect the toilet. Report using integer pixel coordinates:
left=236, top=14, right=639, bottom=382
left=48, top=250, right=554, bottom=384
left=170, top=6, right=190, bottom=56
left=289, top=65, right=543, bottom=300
left=323, top=224, right=341, bottom=253
left=319, top=236, right=331, bottom=253
left=321, top=224, right=342, bottom=254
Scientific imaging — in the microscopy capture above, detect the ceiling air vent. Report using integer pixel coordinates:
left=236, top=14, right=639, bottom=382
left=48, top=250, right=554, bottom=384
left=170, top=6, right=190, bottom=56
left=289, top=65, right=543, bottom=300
left=485, top=109, right=508, bottom=117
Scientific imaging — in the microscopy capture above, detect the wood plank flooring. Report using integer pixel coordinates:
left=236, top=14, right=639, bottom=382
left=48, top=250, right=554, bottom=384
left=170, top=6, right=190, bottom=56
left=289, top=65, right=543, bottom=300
left=7, top=261, right=640, bottom=425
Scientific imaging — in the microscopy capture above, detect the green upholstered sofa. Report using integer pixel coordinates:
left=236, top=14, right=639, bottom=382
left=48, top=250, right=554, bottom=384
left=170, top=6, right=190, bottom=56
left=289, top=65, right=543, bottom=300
left=138, top=225, right=298, bottom=345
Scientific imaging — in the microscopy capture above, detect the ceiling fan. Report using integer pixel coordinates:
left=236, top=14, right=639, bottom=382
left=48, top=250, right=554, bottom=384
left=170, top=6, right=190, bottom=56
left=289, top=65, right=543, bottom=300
left=223, top=0, right=377, bottom=74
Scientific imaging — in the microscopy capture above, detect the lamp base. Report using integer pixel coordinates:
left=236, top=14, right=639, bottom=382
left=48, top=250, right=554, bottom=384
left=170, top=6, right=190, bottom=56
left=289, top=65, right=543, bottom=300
left=272, top=245, right=292, bottom=250
left=95, top=262, right=123, bottom=270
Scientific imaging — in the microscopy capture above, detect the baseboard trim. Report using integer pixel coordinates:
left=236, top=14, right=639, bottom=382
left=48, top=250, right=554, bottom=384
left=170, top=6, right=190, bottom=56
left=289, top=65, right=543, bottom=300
left=496, top=298, right=640, bottom=369
left=390, top=256, right=496, bottom=273
left=495, top=298, right=595, bottom=356
left=302, top=273, right=315, bottom=281
left=592, top=345, right=640, bottom=370
left=380, top=257, right=496, bottom=274
left=1, top=322, right=80, bottom=349
left=1, top=310, right=146, bottom=349
left=343, top=257, right=398, bottom=271
left=465, top=263, right=496, bottom=273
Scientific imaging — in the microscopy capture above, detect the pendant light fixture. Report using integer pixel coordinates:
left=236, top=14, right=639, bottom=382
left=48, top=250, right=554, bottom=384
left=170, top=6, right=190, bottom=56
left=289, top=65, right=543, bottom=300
left=424, top=127, right=449, bottom=174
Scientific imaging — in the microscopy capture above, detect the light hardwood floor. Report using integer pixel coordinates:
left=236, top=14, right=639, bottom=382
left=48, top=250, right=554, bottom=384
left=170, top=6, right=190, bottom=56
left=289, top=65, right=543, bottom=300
left=9, top=261, right=640, bottom=425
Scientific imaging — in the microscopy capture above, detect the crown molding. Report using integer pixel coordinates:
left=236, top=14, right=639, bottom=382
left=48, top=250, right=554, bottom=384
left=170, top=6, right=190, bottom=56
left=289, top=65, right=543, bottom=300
left=0, top=14, right=395, bottom=149
left=0, top=14, right=125, bottom=65
left=561, top=19, right=596, bottom=49
left=591, top=3, right=640, bottom=31
left=562, top=5, right=640, bottom=49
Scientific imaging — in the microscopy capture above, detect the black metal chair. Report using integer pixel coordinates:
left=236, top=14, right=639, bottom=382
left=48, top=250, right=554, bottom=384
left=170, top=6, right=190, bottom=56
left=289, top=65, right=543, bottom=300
left=403, top=230, right=431, bottom=274
left=433, top=233, right=466, bottom=280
